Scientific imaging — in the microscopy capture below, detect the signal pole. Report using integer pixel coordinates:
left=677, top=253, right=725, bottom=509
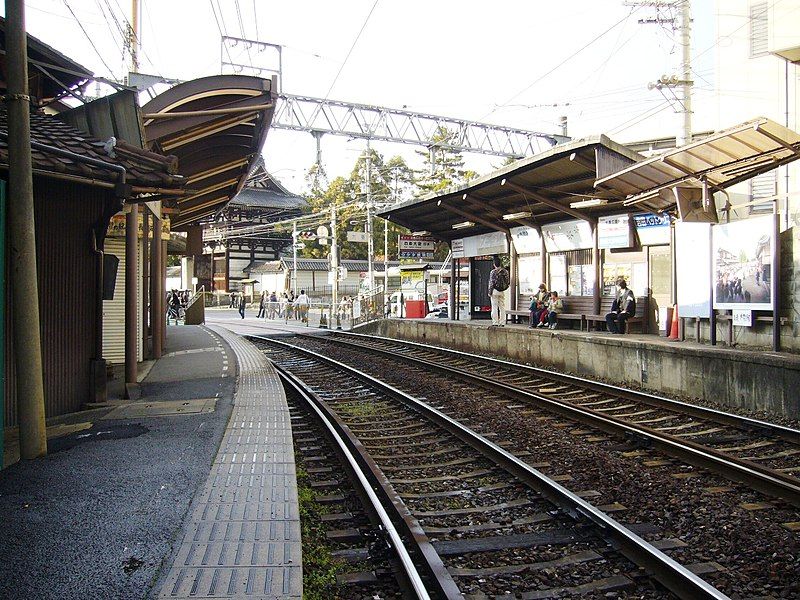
left=330, top=203, right=339, bottom=328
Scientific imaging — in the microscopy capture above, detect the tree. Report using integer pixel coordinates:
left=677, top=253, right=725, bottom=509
left=414, top=126, right=478, bottom=197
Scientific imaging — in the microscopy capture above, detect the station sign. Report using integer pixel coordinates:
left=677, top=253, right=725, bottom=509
left=541, top=219, right=593, bottom=252
left=732, top=309, right=752, bottom=327
left=453, top=231, right=508, bottom=258
left=598, top=214, right=633, bottom=249
left=347, top=231, right=369, bottom=243
left=399, top=234, right=435, bottom=259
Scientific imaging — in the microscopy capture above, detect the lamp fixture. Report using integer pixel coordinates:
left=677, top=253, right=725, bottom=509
left=502, top=211, right=532, bottom=220
left=569, top=198, right=608, bottom=209
left=411, top=230, right=431, bottom=236
left=452, top=221, right=475, bottom=230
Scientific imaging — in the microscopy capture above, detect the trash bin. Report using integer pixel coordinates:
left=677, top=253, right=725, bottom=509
left=405, top=300, right=426, bottom=318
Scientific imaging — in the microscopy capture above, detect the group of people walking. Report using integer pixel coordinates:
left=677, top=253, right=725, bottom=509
left=232, top=290, right=311, bottom=322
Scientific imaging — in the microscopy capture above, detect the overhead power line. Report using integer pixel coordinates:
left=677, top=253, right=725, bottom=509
left=62, top=0, right=118, bottom=78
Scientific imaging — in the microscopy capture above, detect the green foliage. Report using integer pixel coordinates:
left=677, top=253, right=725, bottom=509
left=415, top=126, right=478, bottom=197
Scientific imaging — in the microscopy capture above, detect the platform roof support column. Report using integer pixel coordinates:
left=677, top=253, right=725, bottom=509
left=125, top=203, right=138, bottom=396
left=449, top=246, right=457, bottom=320
left=6, top=0, right=47, bottom=458
left=509, top=232, right=518, bottom=311
left=152, top=215, right=163, bottom=359
left=592, top=224, right=600, bottom=316
left=772, top=199, right=781, bottom=352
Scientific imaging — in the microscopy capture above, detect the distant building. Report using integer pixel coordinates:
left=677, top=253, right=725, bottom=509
left=191, top=165, right=305, bottom=293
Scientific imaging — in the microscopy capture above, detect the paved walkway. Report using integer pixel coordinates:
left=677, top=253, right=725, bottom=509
left=155, top=326, right=301, bottom=600
left=0, top=325, right=235, bottom=600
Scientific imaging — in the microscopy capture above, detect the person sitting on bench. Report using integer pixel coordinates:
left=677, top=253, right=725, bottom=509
left=606, top=278, right=636, bottom=334
left=546, top=291, right=563, bottom=330
left=528, top=283, right=550, bottom=328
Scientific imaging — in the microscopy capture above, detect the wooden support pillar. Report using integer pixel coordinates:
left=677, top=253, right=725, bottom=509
left=141, top=207, right=149, bottom=359
left=152, top=215, right=163, bottom=359
left=124, top=203, right=138, bottom=396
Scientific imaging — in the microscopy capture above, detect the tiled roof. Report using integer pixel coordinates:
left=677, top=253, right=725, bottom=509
left=277, top=258, right=443, bottom=272
left=230, top=186, right=306, bottom=210
left=0, top=107, right=184, bottom=191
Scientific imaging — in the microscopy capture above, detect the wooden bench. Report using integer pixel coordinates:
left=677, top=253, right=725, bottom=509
left=584, top=296, right=649, bottom=333
left=506, top=294, right=590, bottom=329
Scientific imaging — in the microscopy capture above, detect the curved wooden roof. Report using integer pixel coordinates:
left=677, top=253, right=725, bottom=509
left=142, top=75, right=276, bottom=230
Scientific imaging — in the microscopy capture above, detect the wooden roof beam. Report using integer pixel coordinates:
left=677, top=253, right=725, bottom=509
left=569, top=151, right=596, bottom=171
left=501, top=180, right=595, bottom=224
left=474, top=199, right=542, bottom=234
left=440, top=195, right=509, bottom=233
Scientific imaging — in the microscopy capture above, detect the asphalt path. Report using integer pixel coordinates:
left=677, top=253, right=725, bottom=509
left=0, top=325, right=235, bottom=600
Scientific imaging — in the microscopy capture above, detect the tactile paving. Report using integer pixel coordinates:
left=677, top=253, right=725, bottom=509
left=159, top=327, right=301, bottom=599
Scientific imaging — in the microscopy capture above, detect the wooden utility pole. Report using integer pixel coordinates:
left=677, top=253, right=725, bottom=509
left=5, top=0, right=47, bottom=458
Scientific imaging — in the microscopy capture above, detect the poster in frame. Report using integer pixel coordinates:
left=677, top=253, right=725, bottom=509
left=712, top=215, right=773, bottom=310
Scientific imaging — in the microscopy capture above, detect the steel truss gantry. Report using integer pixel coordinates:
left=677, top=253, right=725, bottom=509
left=272, top=93, right=568, bottom=158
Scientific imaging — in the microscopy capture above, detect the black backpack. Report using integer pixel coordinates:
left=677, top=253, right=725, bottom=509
left=494, top=268, right=510, bottom=292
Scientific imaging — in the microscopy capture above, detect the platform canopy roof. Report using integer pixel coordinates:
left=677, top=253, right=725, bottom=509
left=142, top=75, right=277, bottom=230
left=595, top=117, right=800, bottom=213
left=378, top=136, right=643, bottom=244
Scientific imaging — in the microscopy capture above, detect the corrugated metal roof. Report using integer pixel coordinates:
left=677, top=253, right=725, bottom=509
left=378, top=136, right=643, bottom=243
left=142, top=75, right=277, bottom=230
left=594, top=117, right=800, bottom=212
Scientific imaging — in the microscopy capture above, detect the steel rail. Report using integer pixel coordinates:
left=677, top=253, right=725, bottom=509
left=274, top=365, right=459, bottom=600
left=254, top=335, right=730, bottom=600
left=317, top=332, right=800, bottom=507
left=341, top=331, right=800, bottom=444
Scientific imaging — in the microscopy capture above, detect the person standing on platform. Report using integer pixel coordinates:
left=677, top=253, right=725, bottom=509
left=295, top=289, right=310, bottom=324
left=257, top=291, right=266, bottom=319
left=606, top=278, right=636, bottom=334
left=488, top=255, right=510, bottom=327
left=546, top=291, right=563, bottom=329
left=238, top=292, right=246, bottom=319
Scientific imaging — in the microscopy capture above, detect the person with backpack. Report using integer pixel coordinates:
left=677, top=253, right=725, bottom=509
left=606, top=278, right=636, bottom=334
left=487, top=255, right=510, bottom=327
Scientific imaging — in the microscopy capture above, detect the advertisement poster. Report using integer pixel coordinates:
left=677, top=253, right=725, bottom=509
left=541, top=219, right=593, bottom=252
left=634, top=213, right=671, bottom=246
left=675, top=221, right=711, bottom=318
left=517, top=255, right=543, bottom=296
left=457, top=231, right=508, bottom=258
left=712, top=215, right=773, bottom=310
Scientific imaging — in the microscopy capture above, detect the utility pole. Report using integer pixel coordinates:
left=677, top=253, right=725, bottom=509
left=5, top=0, right=47, bottom=458
left=129, top=0, right=140, bottom=73
left=292, top=221, right=298, bottom=293
left=365, top=139, right=374, bottom=290
left=631, top=0, right=693, bottom=145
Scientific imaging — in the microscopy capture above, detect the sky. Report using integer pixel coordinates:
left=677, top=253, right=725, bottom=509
left=12, top=0, right=719, bottom=195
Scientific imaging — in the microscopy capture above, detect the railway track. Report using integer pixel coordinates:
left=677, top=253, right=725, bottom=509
left=254, top=335, right=729, bottom=600
left=310, top=331, right=800, bottom=507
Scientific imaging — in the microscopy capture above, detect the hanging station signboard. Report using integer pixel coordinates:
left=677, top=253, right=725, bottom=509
left=398, top=234, right=435, bottom=259
left=452, top=231, right=508, bottom=259
left=634, top=213, right=671, bottom=246
left=597, top=214, right=633, bottom=249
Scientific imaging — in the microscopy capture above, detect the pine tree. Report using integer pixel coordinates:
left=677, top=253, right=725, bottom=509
left=414, top=126, right=478, bottom=197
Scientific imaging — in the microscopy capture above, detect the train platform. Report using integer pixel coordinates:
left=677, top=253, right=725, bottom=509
left=0, top=322, right=302, bottom=599
left=361, top=317, right=800, bottom=421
